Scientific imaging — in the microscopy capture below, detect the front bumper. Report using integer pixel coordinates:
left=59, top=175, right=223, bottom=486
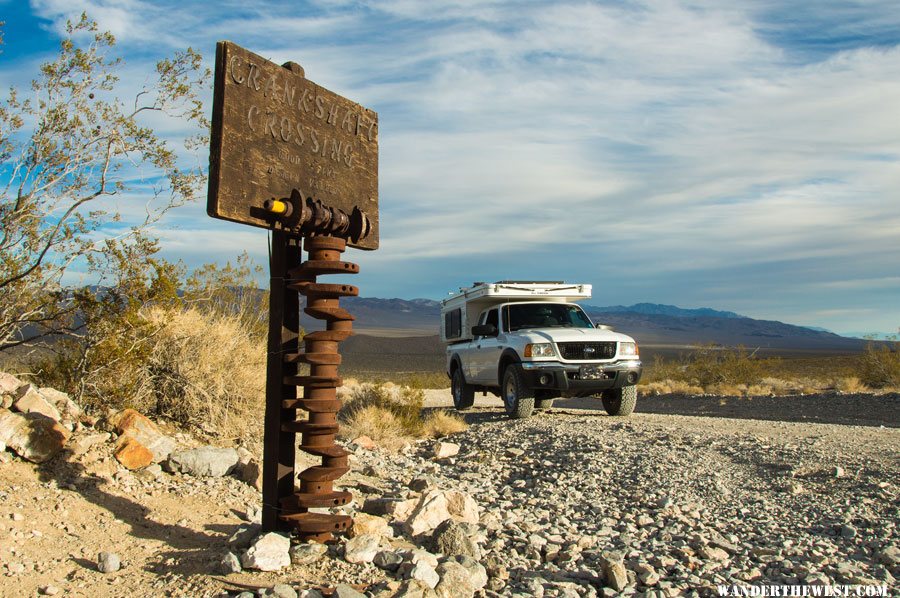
left=520, top=359, right=643, bottom=394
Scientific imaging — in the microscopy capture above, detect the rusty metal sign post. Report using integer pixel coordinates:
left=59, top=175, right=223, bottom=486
left=207, top=41, right=378, bottom=541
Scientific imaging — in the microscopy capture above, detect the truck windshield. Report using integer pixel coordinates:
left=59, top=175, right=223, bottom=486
left=505, top=303, right=594, bottom=331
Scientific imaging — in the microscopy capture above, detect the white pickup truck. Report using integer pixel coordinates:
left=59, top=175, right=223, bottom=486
left=441, top=281, right=642, bottom=419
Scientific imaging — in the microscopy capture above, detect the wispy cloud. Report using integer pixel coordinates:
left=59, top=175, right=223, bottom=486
left=10, top=0, right=900, bottom=332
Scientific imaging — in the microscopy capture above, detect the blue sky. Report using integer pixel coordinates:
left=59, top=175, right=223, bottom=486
left=2, top=0, right=899, bottom=335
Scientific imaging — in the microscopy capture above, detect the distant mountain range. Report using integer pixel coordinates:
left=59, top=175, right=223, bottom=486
left=584, top=303, right=744, bottom=319
left=299, top=297, right=871, bottom=354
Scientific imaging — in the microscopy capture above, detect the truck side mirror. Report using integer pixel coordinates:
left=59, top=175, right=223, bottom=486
left=472, top=324, right=498, bottom=337
left=595, top=323, right=614, bottom=331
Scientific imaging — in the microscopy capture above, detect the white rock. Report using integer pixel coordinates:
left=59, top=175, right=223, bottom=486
left=37, top=387, right=81, bottom=420
left=0, top=372, right=25, bottom=395
left=433, top=441, right=460, bottom=460
left=241, top=532, right=291, bottom=572
left=165, top=446, right=239, bottom=477
left=228, top=523, right=261, bottom=547
left=404, top=489, right=480, bottom=536
left=349, top=512, right=393, bottom=538
left=243, top=504, right=262, bottom=524
left=13, top=385, right=62, bottom=422
left=97, top=552, right=121, bottom=573
left=409, top=561, right=440, bottom=589
left=448, top=555, right=488, bottom=590
left=435, top=561, right=476, bottom=598
left=344, top=533, right=381, bottom=564
left=0, top=410, right=70, bottom=463
left=220, top=552, right=242, bottom=573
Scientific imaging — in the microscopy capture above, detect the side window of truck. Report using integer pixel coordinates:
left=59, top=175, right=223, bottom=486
left=485, top=309, right=498, bottom=331
left=475, top=309, right=499, bottom=338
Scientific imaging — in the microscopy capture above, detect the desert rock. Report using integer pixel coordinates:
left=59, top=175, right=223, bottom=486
left=241, top=532, right=290, bottom=572
left=344, top=533, right=381, bottom=564
left=404, top=489, right=480, bottom=536
left=97, top=552, right=121, bottom=574
left=433, top=441, right=460, bottom=459
left=12, top=385, right=62, bottom=422
left=113, top=409, right=176, bottom=462
left=164, top=446, right=239, bottom=477
left=114, top=436, right=155, bottom=469
left=0, top=410, right=70, bottom=463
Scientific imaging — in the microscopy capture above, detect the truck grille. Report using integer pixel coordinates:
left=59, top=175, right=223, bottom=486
left=557, top=342, right=616, bottom=360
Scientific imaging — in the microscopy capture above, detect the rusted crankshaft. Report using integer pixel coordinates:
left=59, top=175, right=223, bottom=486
left=278, top=236, right=358, bottom=541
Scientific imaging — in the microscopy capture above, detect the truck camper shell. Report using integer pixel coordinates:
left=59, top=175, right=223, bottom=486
left=440, top=281, right=592, bottom=343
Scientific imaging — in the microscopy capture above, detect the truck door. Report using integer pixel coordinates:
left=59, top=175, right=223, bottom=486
left=471, top=307, right=504, bottom=385
left=460, top=311, right=487, bottom=381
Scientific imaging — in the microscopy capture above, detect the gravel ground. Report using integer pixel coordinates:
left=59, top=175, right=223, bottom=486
left=385, top=389, right=900, bottom=595
left=1, top=390, right=897, bottom=597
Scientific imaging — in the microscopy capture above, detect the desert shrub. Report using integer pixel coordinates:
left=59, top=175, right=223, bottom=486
left=685, top=345, right=772, bottom=388
left=40, top=305, right=265, bottom=436
left=348, top=371, right=449, bottom=389
left=639, top=380, right=704, bottom=396
left=33, top=249, right=268, bottom=437
left=858, top=340, right=900, bottom=389
left=645, top=345, right=774, bottom=392
left=706, top=382, right=748, bottom=397
left=746, top=383, right=774, bottom=396
left=421, top=409, right=468, bottom=437
left=340, top=383, right=426, bottom=436
left=341, top=405, right=407, bottom=446
left=338, top=383, right=467, bottom=444
left=833, top=376, right=870, bottom=394
left=137, top=307, right=265, bottom=435
left=642, top=355, right=685, bottom=383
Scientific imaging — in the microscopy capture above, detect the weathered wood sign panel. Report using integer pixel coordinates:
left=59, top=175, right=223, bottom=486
left=208, top=41, right=379, bottom=249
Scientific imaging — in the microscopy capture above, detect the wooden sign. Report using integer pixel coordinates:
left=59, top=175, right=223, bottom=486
left=208, top=41, right=379, bottom=249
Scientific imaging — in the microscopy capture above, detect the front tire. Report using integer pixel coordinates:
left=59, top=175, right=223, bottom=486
left=502, top=365, right=535, bottom=419
left=535, top=391, right=556, bottom=410
left=602, top=385, right=637, bottom=416
left=451, top=368, right=475, bottom=411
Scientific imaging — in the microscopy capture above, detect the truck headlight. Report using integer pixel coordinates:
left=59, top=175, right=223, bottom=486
left=524, top=343, right=554, bottom=357
left=619, top=342, right=638, bottom=357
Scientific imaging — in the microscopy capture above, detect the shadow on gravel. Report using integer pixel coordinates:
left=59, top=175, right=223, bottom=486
left=420, top=406, right=511, bottom=426
left=37, top=456, right=227, bottom=578
left=627, top=392, right=900, bottom=428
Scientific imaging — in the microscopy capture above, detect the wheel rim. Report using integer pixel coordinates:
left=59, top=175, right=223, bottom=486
left=504, top=376, right=516, bottom=409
